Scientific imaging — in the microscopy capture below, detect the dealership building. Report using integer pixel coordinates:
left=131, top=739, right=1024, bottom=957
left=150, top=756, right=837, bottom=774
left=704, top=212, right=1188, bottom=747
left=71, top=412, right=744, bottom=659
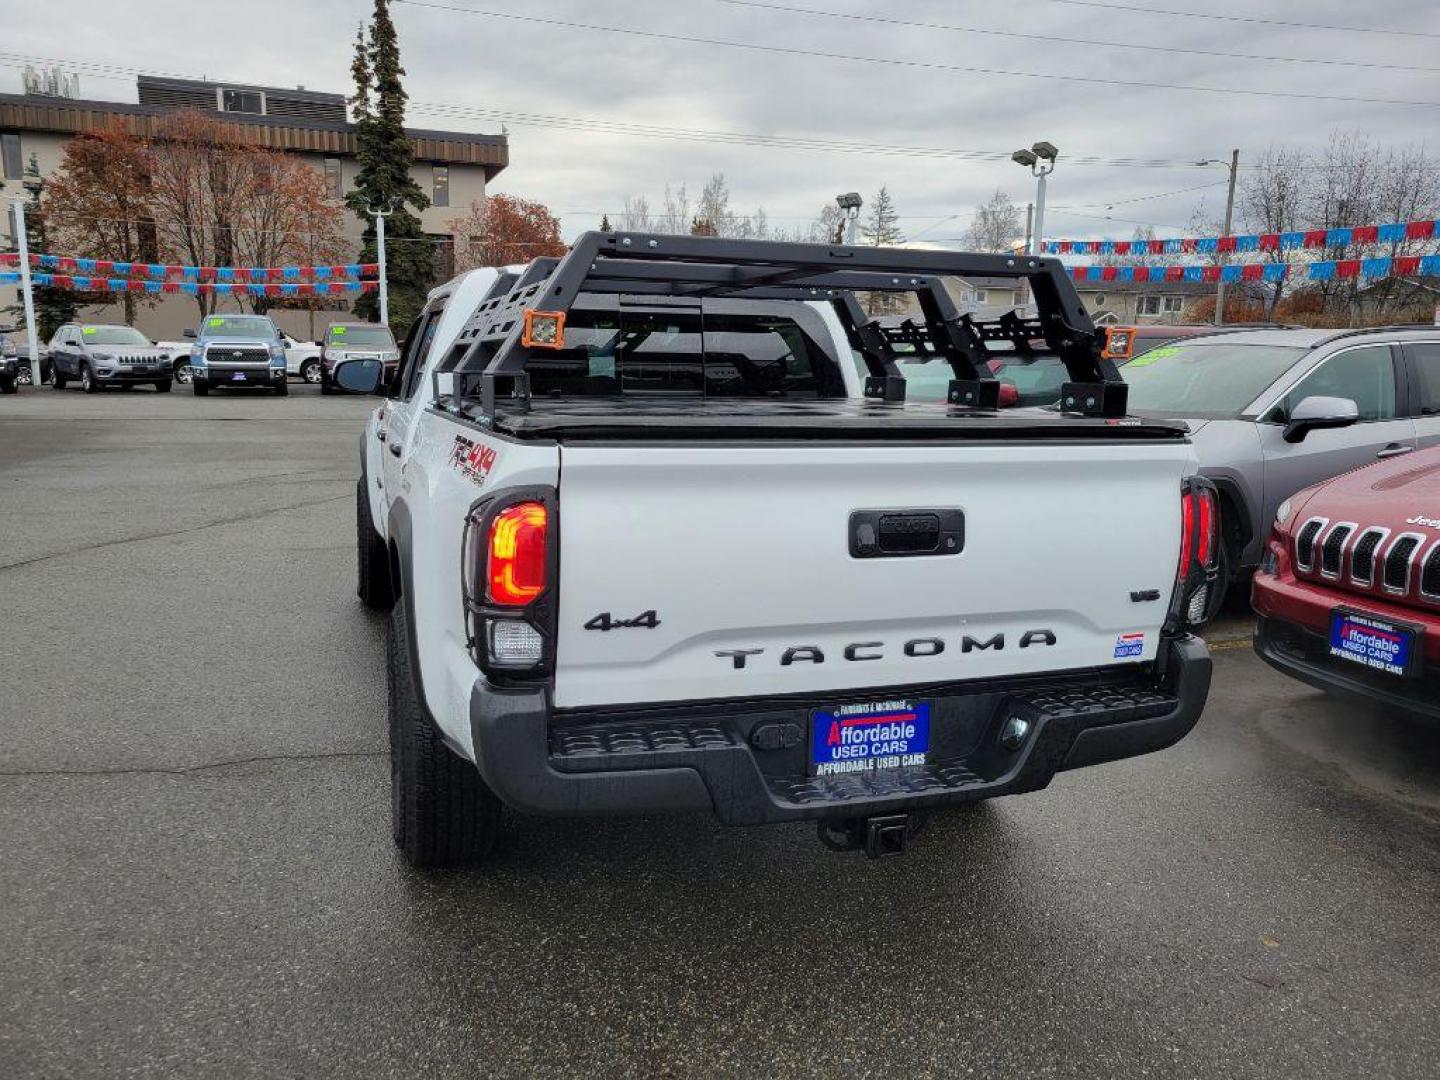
left=0, top=73, right=509, bottom=338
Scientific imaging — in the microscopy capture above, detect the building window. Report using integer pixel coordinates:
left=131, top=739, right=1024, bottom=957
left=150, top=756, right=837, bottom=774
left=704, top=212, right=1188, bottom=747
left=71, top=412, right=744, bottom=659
left=0, top=133, right=21, bottom=179
left=1162, top=296, right=1184, bottom=315
left=324, top=158, right=342, bottom=199
left=220, top=88, right=264, bottom=115
left=432, top=165, right=449, bottom=208
left=1136, top=295, right=1162, bottom=316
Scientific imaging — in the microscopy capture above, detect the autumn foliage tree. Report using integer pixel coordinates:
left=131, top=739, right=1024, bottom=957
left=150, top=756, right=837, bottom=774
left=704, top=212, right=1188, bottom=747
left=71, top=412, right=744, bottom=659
left=449, top=194, right=566, bottom=271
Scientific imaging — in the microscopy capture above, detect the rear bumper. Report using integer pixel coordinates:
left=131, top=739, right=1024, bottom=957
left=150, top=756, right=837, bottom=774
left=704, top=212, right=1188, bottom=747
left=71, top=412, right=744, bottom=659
left=469, top=635, right=1212, bottom=824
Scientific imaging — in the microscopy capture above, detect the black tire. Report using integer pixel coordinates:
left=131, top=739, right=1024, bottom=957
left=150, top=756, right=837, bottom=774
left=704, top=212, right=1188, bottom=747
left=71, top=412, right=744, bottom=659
left=192, top=380, right=210, bottom=397
left=320, top=380, right=335, bottom=396
left=0, top=377, right=16, bottom=395
left=300, top=358, right=321, bottom=385
left=389, top=598, right=501, bottom=868
left=173, top=360, right=194, bottom=384
left=356, top=479, right=395, bottom=610
left=81, top=363, right=100, bottom=394
left=50, top=365, right=66, bottom=390
left=275, top=380, right=289, bottom=397
left=155, top=380, right=172, bottom=393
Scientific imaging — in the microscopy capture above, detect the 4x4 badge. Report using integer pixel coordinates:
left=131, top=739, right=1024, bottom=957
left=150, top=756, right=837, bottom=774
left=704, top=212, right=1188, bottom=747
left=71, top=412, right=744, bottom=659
left=584, top=610, right=660, bottom=631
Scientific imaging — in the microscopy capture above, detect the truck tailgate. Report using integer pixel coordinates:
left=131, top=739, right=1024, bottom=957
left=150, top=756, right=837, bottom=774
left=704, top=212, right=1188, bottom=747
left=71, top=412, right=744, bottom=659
left=553, top=441, right=1189, bottom=708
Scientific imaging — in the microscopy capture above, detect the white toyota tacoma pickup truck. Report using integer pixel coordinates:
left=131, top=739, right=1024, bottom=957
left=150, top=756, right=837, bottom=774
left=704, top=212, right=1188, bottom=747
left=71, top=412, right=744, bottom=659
left=341, top=233, right=1217, bottom=865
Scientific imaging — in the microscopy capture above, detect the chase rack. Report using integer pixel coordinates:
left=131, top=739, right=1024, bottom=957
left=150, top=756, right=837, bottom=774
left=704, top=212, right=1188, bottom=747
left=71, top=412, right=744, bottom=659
left=441, top=232, right=1128, bottom=419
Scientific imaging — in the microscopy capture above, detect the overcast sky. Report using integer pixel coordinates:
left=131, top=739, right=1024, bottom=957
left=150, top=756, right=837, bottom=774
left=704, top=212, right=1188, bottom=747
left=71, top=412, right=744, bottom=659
left=3, top=0, right=1437, bottom=246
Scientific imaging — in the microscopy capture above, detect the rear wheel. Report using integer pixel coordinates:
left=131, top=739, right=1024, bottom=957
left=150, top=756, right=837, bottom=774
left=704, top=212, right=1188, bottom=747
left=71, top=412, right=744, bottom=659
left=50, top=365, right=66, bottom=390
left=81, top=363, right=99, bottom=394
left=192, top=380, right=210, bottom=397
left=356, top=479, right=394, bottom=610
left=300, top=358, right=321, bottom=384
left=389, top=598, right=501, bottom=868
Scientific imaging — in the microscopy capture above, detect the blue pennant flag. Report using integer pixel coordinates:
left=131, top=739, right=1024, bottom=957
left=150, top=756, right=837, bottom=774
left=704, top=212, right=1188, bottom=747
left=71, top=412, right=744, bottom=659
left=1309, top=261, right=1336, bottom=281
left=282, top=266, right=300, bottom=281
left=1378, top=223, right=1406, bottom=244
left=1221, top=265, right=1243, bottom=283
left=1197, top=238, right=1218, bottom=255
left=1361, top=257, right=1392, bottom=278
left=73, top=276, right=92, bottom=290
left=1279, top=232, right=1304, bottom=250
left=1235, top=235, right=1260, bottom=253
left=182, top=266, right=199, bottom=281
left=1085, top=266, right=1102, bottom=281
left=247, top=284, right=265, bottom=296
left=147, top=264, right=166, bottom=280
left=180, top=282, right=198, bottom=296
left=343, top=263, right=361, bottom=279
left=217, top=268, right=235, bottom=283
left=113, top=262, right=132, bottom=276
left=33, top=272, right=53, bottom=286
left=280, top=283, right=299, bottom=296
left=1419, top=254, right=1440, bottom=276
left=1183, top=266, right=1204, bottom=282
left=0, top=271, right=19, bottom=284
left=1117, top=266, right=1134, bottom=282
left=1325, top=227, right=1353, bottom=247
left=77, top=258, right=97, bottom=274
left=38, top=254, right=59, bottom=269
left=108, top=278, right=127, bottom=290
left=144, top=281, right=163, bottom=294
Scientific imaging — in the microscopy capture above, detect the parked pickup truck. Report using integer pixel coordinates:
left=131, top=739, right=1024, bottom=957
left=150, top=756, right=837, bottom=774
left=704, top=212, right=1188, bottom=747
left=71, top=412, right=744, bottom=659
left=342, top=233, right=1217, bottom=866
left=185, top=313, right=290, bottom=396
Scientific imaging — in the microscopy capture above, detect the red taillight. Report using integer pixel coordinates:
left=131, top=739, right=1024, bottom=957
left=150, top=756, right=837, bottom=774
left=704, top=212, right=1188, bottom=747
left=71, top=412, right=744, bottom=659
left=1178, top=491, right=1195, bottom=579
left=487, top=502, right=548, bottom=605
left=1196, top=488, right=1216, bottom=568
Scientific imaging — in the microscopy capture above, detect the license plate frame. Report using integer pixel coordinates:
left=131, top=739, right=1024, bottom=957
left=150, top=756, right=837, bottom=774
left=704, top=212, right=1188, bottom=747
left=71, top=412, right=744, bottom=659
left=1328, top=608, right=1424, bottom=679
left=231, top=372, right=247, bottom=381
left=809, top=699, right=930, bottom=777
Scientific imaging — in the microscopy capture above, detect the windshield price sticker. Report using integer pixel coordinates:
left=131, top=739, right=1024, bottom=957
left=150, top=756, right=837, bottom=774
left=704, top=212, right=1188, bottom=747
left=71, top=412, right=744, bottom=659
left=1329, top=611, right=1414, bottom=677
left=82, top=327, right=97, bottom=336
left=810, top=700, right=930, bottom=776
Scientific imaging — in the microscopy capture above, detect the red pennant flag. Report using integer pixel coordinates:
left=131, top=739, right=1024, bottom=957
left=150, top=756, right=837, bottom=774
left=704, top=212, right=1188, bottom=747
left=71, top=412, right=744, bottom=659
left=361, top=281, right=379, bottom=293
left=1394, top=255, right=1421, bottom=276
left=329, top=265, right=347, bottom=279
left=1181, top=238, right=1197, bottom=254
left=1101, top=266, right=1117, bottom=281
left=52, top=274, right=73, bottom=289
left=126, top=279, right=144, bottom=292
left=1303, top=230, right=1327, bottom=248
left=1259, top=233, right=1280, bottom=252
left=1351, top=225, right=1379, bottom=245
left=328, top=282, right=347, bottom=295
left=300, top=266, right=315, bottom=281
left=162, top=281, right=180, bottom=294
left=297, top=283, right=316, bottom=296
left=234, top=268, right=251, bottom=283
left=199, top=267, right=215, bottom=283
left=1165, top=266, right=1184, bottom=281
left=359, top=263, right=379, bottom=276
left=1114, top=241, right=1131, bottom=255
left=1216, top=236, right=1237, bottom=253
left=267, top=268, right=284, bottom=283
left=1201, top=265, right=1221, bottom=282
left=230, top=284, right=246, bottom=296
left=1336, top=259, right=1362, bottom=278
left=1242, top=264, right=1264, bottom=281
left=1133, top=266, right=1151, bottom=282
left=58, top=257, right=77, bottom=272
left=96, top=260, right=114, bottom=275
left=1148, top=240, right=1165, bottom=255
left=1406, top=220, right=1436, bottom=240
left=264, top=284, right=281, bottom=297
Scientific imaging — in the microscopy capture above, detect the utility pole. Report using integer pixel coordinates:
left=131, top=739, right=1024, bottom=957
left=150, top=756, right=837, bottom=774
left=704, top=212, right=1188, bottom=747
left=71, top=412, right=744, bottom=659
left=10, top=196, right=40, bottom=388
left=1213, top=148, right=1239, bottom=326
left=1023, top=202, right=1034, bottom=254
left=371, top=203, right=392, bottom=327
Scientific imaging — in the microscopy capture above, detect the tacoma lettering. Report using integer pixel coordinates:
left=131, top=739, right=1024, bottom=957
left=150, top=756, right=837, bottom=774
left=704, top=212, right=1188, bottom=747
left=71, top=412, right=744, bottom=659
left=715, top=631, right=1056, bottom=668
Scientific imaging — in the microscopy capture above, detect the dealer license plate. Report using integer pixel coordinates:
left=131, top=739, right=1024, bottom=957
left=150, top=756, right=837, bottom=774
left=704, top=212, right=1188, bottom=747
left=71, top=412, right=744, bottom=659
left=231, top=372, right=247, bottom=381
left=810, top=699, right=930, bottom=777
left=1328, top=610, right=1416, bottom=677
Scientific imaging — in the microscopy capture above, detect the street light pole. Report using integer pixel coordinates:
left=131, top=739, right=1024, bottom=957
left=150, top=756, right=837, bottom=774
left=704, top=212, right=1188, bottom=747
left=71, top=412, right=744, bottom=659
left=1012, top=142, right=1058, bottom=256
left=834, top=192, right=863, bottom=246
left=371, top=203, right=393, bottom=327
left=10, top=196, right=40, bottom=388
left=1212, top=148, right=1240, bottom=326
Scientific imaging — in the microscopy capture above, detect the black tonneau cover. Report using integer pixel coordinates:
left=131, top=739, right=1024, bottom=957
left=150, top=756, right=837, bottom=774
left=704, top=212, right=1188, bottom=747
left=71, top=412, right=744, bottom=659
left=453, top=397, right=1189, bottom=443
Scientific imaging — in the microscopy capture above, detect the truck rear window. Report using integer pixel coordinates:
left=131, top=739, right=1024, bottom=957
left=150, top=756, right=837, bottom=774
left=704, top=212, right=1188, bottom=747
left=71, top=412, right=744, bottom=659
left=526, top=308, right=839, bottom=399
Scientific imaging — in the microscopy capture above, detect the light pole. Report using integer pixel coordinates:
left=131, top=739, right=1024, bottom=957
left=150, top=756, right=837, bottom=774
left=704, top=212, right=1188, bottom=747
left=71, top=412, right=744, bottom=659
left=12, top=171, right=43, bottom=388
left=1012, top=141, right=1058, bottom=256
left=835, top=192, right=863, bottom=245
left=1197, top=150, right=1240, bottom=325
left=370, top=202, right=394, bottom=327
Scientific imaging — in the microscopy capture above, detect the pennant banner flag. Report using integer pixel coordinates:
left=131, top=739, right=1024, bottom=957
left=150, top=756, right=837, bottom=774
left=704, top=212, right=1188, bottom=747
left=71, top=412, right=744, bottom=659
left=1044, top=217, right=1440, bottom=256
left=0, top=252, right=377, bottom=280
left=2, top=271, right=378, bottom=295
left=1067, top=254, right=1440, bottom=284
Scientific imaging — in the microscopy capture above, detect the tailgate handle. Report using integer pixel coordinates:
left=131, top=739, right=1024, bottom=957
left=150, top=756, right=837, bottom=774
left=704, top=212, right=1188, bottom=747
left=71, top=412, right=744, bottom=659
left=850, top=509, right=964, bottom=559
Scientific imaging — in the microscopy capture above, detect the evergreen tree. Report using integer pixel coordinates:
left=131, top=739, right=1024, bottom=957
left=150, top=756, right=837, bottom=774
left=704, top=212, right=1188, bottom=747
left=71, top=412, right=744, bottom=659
left=861, top=186, right=904, bottom=314
left=599, top=213, right=612, bottom=232
left=346, top=1, right=432, bottom=331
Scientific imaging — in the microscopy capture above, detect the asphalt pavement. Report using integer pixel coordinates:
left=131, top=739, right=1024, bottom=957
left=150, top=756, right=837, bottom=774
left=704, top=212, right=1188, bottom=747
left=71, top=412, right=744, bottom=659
left=2, top=384, right=1438, bottom=1079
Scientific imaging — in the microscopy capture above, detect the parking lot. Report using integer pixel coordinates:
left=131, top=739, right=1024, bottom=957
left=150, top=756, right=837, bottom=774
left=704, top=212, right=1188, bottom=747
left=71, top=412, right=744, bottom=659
left=2, top=386, right=1439, bottom=1079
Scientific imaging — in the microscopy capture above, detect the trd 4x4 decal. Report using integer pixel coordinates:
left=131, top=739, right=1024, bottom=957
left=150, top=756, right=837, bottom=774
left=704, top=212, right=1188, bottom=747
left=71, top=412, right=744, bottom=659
left=448, top=435, right=498, bottom=486
left=584, top=610, right=661, bottom=631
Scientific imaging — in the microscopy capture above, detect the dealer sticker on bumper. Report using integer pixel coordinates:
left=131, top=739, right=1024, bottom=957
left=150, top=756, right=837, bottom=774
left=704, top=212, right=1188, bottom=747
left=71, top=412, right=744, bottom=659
left=1329, top=610, right=1415, bottom=677
left=810, top=699, right=930, bottom=776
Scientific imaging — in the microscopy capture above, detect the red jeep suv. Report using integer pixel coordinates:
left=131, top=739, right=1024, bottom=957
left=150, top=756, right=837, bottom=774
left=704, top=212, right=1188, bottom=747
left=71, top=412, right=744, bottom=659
left=1253, top=446, right=1440, bottom=718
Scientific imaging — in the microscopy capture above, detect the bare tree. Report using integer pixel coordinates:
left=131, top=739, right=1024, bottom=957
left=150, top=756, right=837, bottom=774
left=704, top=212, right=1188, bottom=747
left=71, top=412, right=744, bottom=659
left=963, top=189, right=1022, bottom=253
left=1237, top=146, right=1312, bottom=317
left=620, top=194, right=653, bottom=232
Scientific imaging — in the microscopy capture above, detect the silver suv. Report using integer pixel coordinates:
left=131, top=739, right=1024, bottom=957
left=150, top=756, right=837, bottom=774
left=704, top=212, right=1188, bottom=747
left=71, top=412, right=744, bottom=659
left=1121, top=326, right=1440, bottom=598
left=46, top=323, right=173, bottom=393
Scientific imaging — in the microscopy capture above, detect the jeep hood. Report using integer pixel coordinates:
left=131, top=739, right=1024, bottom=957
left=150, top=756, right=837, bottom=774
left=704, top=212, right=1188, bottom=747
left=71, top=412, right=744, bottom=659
left=1293, top=446, right=1440, bottom=534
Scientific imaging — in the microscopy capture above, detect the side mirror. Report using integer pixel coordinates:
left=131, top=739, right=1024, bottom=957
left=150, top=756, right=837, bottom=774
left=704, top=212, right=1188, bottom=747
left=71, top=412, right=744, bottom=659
left=1282, top=395, right=1360, bottom=443
left=183, top=328, right=197, bottom=339
left=333, top=358, right=384, bottom=395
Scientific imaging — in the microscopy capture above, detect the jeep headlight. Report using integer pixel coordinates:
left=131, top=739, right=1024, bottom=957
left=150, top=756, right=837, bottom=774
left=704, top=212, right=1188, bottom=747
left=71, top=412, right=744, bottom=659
left=1275, top=498, right=1293, bottom=528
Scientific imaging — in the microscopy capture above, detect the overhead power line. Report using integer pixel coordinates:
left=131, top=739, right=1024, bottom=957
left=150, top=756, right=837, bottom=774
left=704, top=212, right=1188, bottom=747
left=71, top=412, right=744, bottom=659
left=389, top=0, right=1440, bottom=107
left=1039, top=0, right=1440, bottom=40
left=0, top=53, right=1244, bottom=169
left=705, top=0, right=1440, bottom=74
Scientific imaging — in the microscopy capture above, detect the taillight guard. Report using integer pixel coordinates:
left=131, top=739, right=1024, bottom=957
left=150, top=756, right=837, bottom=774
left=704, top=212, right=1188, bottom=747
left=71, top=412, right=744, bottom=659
left=461, top=486, right=559, bottom=682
